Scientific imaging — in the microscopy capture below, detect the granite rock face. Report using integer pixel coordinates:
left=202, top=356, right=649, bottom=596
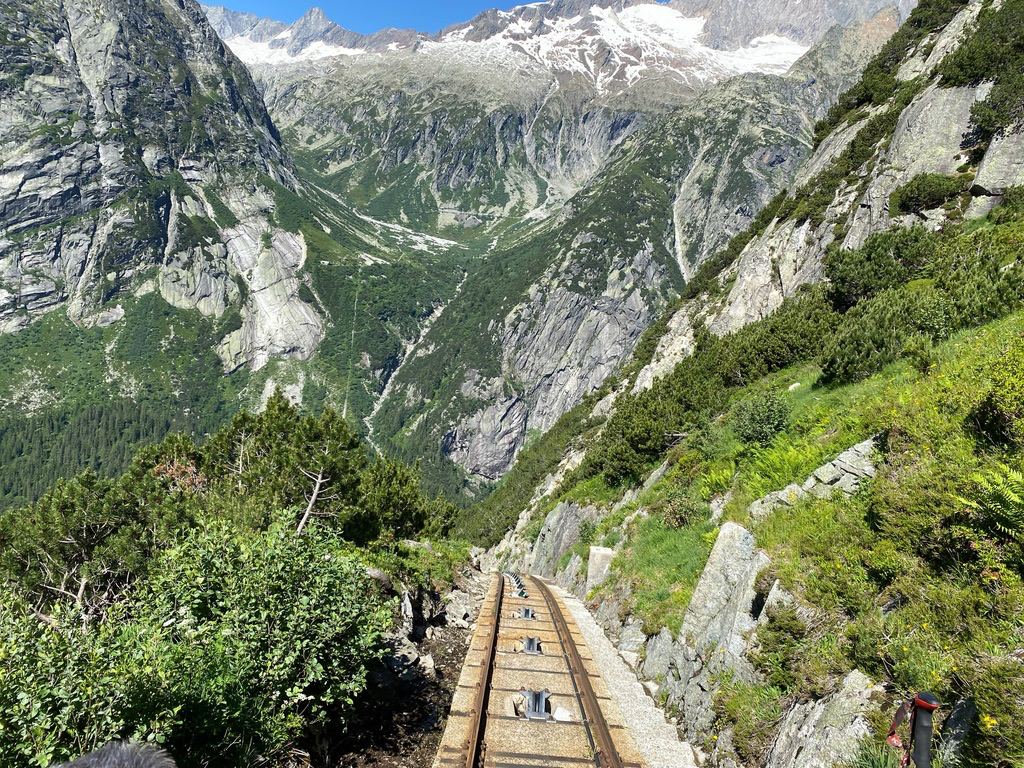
left=529, top=501, right=603, bottom=578
left=973, top=131, right=1024, bottom=198
left=0, top=0, right=321, bottom=371
left=766, top=671, right=884, bottom=768
left=667, top=522, right=770, bottom=740
left=446, top=240, right=666, bottom=480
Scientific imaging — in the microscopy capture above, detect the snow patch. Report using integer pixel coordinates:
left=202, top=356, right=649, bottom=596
left=223, top=35, right=364, bottom=65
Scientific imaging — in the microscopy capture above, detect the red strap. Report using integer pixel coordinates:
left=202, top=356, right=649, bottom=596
left=914, top=694, right=939, bottom=712
left=886, top=700, right=912, bottom=765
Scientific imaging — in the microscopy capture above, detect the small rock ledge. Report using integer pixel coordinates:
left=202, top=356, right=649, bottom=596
left=749, top=437, right=877, bottom=521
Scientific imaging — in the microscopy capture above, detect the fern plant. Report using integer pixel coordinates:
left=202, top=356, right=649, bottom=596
left=958, top=463, right=1024, bottom=543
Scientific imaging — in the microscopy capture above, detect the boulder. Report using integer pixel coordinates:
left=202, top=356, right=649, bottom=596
left=618, top=619, right=648, bottom=654
left=443, top=589, right=473, bottom=629
left=586, top=546, right=616, bottom=593
left=766, top=670, right=883, bottom=768
left=749, top=438, right=877, bottom=519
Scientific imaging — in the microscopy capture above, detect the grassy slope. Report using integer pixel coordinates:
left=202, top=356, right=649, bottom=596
left=557, top=305, right=1024, bottom=765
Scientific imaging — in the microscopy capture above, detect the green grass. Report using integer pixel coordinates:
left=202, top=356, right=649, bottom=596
left=556, top=307, right=1024, bottom=765
left=605, top=515, right=717, bottom=635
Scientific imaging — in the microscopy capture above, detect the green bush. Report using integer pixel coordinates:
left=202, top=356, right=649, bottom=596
left=972, top=336, right=1024, bottom=446
left=825, top=226, right=937, bottom=311
left=712, top=677, right=784, bottom=762
left=0, top=525, right=392, bottom=768
left=902, top=333, right=937, bottom=374
left=580, top=290, right=837, bottom=486
left=0, top=595, right=126, bottom=768
left=653, top=487, right=709, bottom=529
left=963, top=653, right=1024, bottom=767
left=990, top=186, right=1024, bottom=225
left=733, top=390, right=791, bottom=446
left=889, top=173, right=969, bottom=215
left=120, top=523, right=392, bottom=764
left=821, top=221, right=1024, bottom=384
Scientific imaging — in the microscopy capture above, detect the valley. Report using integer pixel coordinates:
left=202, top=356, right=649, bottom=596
left=0, top=0, right=1023, bottom=766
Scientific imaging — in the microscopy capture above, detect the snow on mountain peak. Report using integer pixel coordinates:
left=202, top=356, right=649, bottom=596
left=205, top=0, right=809, bottom=94
left=431, top=2, right=808, bottom=95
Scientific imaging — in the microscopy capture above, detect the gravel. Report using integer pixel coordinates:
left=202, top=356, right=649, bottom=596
left=554, top=585, right=699, bottom=768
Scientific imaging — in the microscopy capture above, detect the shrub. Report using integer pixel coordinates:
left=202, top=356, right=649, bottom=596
left=972, top=337, right=1024, bottom=446
left=889, top=173, right=969, bottom=215
left=120, top=523, right=392, bottom=764
left=821, top=285, right=953, bottom=383
left=578, top=518, right=597, bottom=544
left=963, top=653, right=1024, bottom=767
left=734, top=390, right=790, bottom=446
left=990, top=186, right=1024, bottom=225
left=825, top=226, right=937, bottom=311
left=0, top=595, right=126, bottom=768
left=0, top=524, right=393, bottom=768
left=903, top=333, right=936, bottom=374
left=654, top=487, right=709, bottom=529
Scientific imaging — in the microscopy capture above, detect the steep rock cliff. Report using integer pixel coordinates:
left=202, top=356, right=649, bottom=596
left=0, top=0, right=320, bottom=371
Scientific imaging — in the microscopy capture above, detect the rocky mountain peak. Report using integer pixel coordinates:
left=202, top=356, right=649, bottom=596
left=203, top=3, right=419, bottom=61
left=289, top=6, right=343, bottom=40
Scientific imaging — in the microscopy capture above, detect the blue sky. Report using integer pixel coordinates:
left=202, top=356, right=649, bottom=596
left=215, top=0, right=522, bottom=34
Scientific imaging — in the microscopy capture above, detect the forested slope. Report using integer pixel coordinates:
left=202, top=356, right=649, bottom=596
left=0, top=394, right=462, bottom=767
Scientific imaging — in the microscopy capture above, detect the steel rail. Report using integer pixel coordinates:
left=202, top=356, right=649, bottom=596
left=533, top=577, right=624, bottom=768
left=467, top=573, right=504, bottom=768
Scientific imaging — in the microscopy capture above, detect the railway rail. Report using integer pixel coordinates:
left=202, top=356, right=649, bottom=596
left=433, top=572, right=646, bottom=768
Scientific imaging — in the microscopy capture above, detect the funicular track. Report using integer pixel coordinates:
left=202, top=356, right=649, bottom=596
left=432, top=573, right=645, bottom=768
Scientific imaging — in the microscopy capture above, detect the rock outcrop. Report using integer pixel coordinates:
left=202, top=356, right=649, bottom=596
left=0, top=0, right=321, bottom=371
left=529, top=501, right=602, bottom=578
left=665, top=523, right=771, bottom=739
left=766, top=671, right=884, bottom=768
left=749, top=438, right=877, bottom=520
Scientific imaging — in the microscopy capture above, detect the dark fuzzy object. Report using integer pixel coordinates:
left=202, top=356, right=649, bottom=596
left=57, top=743, right=176, bottom=768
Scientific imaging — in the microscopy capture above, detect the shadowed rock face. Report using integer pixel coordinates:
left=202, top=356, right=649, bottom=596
left=0, top=0, right=322, bottom=368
